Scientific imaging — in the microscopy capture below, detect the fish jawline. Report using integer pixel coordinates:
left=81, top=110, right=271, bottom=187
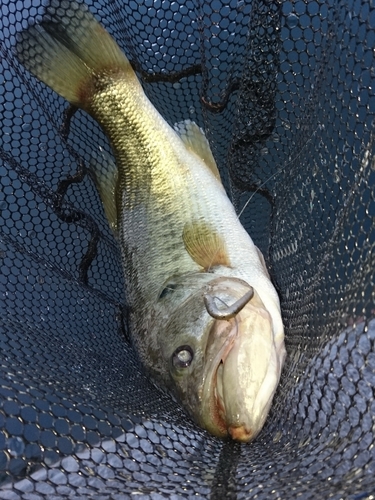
left=212, top=361, right=227, bottom=432
left=202, top=321, right=237, bottom=437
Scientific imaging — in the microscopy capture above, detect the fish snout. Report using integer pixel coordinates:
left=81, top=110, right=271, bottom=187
left=201, top=284, right=284, bottom=443
left=219, top=303, right=281, bottom=442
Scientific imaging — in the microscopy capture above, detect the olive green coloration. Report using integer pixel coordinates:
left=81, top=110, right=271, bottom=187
left=15, top=0, right=286, bottom=441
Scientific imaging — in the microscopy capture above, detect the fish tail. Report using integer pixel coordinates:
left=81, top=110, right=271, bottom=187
left=15, top=0, right=132, bottom=109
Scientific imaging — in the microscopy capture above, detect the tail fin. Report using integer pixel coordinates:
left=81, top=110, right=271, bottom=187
left=15, top=0, right=132, bottom=108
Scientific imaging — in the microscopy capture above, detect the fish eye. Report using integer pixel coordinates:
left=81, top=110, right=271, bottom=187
left=172, top=345, right=194, bottom=369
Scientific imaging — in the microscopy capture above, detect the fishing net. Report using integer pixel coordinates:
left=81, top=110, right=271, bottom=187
left=0, top=0, right=374, bottom=498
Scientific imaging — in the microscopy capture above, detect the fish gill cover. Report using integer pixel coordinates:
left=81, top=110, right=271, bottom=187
left=0, top=0, right=374, bottom=498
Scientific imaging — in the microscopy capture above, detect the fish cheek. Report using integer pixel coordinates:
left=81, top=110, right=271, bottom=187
left=159, top=297, right=213, bottom=419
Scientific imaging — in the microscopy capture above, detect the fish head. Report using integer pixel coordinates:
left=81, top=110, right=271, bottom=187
left=154, top=275, right=285, bottom=442
left=201, top=278, right=286, bottom=442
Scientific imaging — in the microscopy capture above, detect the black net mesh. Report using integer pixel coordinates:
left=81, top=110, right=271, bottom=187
left=0, top=0, right=374, bottom=498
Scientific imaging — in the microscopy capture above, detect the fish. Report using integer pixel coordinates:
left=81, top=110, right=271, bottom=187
left=15, top=0, right=286, bottom=442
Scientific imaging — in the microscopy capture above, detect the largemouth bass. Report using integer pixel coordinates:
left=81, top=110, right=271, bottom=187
left=15, top=0, right=286, bottom=442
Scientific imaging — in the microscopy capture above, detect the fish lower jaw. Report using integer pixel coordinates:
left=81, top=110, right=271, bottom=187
left=215, top=361, right=262, bottom=443
left=213, top=365, right=256, bottom=442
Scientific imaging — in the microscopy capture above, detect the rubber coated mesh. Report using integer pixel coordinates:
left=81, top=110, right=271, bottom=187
left=0, top=0, right=374, bottom=498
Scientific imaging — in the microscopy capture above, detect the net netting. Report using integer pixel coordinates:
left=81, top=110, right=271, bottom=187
left=0, top=0, right=374, bottom=498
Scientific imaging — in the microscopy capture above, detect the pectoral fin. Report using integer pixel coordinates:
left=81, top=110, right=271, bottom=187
left=182, top=221, right=231, bottom=270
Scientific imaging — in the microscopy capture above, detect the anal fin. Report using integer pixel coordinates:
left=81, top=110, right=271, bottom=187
left=90, top=150, right=118, bottom=234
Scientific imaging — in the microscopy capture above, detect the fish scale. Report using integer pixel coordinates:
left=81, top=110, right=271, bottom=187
left=15, top=0, right=286, bottom=442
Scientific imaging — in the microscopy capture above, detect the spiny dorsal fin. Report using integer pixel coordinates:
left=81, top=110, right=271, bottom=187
left=174, top=120, right=222, bottom=183
left=182, top=220, right=231, bottom=270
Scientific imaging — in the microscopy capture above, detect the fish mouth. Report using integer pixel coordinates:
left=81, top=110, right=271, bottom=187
left=199, top=277, right=281, bottom=442
left=201, top=319, right=237, bottom=437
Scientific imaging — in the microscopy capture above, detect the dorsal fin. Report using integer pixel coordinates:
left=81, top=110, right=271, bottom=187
left=174, top=120, right=222, bottom=183
left=182, top=220, right=231, bottom=270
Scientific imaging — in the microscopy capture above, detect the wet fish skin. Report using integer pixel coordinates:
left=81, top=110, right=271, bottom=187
left=15, top=0, right=286, bottom=441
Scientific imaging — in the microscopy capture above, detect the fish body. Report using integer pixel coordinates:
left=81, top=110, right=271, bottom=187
left=16, top=0, right=286, bottom=441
